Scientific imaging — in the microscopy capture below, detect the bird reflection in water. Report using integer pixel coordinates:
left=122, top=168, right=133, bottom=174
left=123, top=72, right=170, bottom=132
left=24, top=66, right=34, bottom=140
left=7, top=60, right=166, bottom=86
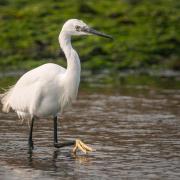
left=27, top=148, right=93, bottom=171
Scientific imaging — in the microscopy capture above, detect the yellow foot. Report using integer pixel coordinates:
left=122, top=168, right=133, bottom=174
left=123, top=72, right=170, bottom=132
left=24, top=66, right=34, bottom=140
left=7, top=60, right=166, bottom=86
left=72, top=139, right=94, bottom=154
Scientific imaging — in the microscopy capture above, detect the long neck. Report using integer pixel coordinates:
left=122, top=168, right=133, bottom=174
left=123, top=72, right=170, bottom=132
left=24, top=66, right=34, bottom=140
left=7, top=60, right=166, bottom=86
left=59, top=31, right=81, bottom=75
left=58, top=31, right=81, bottom=101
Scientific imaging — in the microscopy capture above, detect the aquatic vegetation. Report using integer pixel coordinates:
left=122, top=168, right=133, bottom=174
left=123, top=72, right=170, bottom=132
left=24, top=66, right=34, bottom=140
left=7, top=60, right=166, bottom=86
left=0, top=0, right=179, bottom=71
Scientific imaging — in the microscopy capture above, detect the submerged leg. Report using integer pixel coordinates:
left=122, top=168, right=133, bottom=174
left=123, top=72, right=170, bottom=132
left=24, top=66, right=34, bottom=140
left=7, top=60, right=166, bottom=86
left=28, top=116, right=35, bottom=149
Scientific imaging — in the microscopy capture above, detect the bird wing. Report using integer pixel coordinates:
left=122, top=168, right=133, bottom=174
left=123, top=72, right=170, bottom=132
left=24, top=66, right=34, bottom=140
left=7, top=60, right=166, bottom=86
left=1, top=63, right=66, bottom=114
left=15, top=63, right=66, bottom=87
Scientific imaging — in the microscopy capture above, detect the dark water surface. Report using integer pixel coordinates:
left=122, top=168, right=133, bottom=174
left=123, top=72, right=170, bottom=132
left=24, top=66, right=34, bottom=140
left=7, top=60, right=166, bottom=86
left=0, top=82, right=180, bottom=179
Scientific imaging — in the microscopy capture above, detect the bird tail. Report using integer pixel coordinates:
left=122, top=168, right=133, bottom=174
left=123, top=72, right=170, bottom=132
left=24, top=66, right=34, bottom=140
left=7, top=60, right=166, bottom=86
left=0, top=86, right=14, bottom=113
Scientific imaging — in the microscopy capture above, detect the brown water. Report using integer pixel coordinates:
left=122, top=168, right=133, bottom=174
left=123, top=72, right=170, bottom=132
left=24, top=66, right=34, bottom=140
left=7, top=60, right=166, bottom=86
left=0, top=86, right=180, bottom=180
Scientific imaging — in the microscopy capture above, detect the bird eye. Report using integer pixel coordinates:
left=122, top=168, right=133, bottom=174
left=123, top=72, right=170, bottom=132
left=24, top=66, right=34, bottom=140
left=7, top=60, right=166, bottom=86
left=75, top=25, right=81, bottom=31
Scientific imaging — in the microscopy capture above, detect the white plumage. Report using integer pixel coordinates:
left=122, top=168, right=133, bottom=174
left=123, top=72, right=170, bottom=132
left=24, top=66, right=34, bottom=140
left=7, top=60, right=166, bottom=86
left=0, top=19, right=112, bottom=152
left=1, top=19, right=112, bottom=122
left=1, top=19, right=83, bottom=120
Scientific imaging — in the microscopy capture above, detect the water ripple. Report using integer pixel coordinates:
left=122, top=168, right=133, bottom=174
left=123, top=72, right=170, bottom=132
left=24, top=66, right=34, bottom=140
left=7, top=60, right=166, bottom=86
left=0, top=89, right=180, bottom=179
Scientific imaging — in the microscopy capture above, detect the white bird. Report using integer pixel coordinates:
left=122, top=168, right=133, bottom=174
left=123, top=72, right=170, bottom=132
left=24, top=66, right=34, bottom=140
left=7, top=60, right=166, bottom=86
left=0, top=19, right=112, bottom=153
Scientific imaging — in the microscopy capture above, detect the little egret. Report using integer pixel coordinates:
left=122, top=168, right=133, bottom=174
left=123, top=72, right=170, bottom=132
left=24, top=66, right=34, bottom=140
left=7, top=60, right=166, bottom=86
left=0, top=19, right=112, bottom=153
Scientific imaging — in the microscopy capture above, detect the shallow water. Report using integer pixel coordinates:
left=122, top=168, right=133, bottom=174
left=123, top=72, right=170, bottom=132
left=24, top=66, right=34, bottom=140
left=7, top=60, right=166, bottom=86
left=0, top=85, right=180, bottom=180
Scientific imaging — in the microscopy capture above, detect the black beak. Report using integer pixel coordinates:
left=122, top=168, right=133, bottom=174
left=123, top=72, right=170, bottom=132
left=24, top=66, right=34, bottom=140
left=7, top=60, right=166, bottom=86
left=81, top=27, right=113, bottom=39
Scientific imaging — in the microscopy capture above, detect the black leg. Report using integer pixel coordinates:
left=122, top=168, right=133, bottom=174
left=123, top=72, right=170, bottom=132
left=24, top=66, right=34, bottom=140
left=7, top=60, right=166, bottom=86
left=54, top=116, right=58, bottom=144
left=28, top=116, right=35, bottom=149
left=53, top=116, right=74, bottom=148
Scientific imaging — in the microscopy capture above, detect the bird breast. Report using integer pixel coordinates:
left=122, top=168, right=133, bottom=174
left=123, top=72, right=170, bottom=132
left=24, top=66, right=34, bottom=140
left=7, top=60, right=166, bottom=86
left=60, top=72, right=80, bottom=113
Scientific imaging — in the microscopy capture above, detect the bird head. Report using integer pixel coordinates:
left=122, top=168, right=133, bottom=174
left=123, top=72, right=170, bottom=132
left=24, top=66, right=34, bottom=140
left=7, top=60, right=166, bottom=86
left=61, top=19, right=112, bottom=39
